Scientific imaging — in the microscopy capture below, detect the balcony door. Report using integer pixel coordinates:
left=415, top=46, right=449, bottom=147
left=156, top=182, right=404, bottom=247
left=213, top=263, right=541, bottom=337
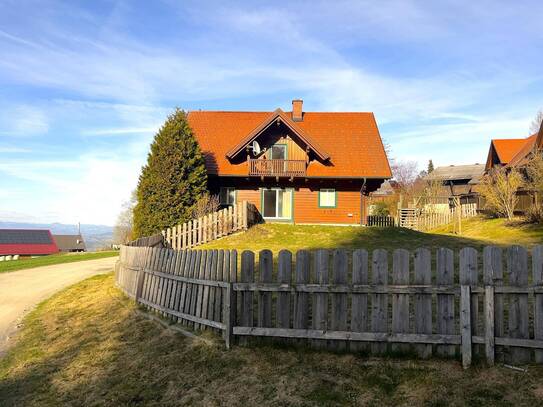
left=262, top=188, right=293, bottom=220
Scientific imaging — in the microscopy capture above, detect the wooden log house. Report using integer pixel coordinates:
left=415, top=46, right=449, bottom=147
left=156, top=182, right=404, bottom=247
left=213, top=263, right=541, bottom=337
left=187, top=99, right=392, bottom=225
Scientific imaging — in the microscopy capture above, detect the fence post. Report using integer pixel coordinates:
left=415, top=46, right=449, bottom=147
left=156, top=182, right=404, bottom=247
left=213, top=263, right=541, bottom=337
left=461, top=285, right=472, bottom=369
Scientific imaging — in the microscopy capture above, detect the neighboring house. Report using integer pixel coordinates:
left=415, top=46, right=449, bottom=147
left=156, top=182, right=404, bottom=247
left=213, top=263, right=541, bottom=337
left=426, top=164, right=485, bottom=197
left=0, top=229, right=59, bottom=256
left=187, top=99, right=392, bottom=225
left=53, top=234, right=86, bottom=252
left=485, top=122, right=543, bottom=170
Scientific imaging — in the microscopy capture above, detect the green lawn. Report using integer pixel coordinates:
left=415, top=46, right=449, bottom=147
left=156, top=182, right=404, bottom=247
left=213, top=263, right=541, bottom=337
left=0, top=251, right=119, bottom=273
left=201, top=216, right=543, bottom=254
left=1, top=273, right=542, bottom=406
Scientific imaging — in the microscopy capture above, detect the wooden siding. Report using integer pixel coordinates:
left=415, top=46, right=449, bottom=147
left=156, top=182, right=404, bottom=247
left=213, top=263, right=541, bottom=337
left=263, top=135, right=307, bottom=161
left=236, top=189, right=261, bottom=212
left=225, top=187, right=362, bottom=225
left=294, top=188, right=361, bottom=224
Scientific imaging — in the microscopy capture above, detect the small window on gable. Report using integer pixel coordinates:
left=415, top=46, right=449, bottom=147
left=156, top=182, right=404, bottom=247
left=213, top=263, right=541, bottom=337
left=220, top=187, right=236, bottom=206
left=319, top=189, right=336, bottom=208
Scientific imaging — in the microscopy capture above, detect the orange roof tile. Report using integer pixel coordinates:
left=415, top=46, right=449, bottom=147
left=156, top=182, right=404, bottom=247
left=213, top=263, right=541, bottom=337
left=508, top=134, right=538, bottom=167
left=491, top=138, right=528, bottom=164
left=187, top=110, right=392, bottom=178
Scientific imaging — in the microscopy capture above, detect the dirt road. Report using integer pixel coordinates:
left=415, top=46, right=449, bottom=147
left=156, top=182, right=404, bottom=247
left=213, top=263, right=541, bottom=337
left=0, top=256, right=118, bottom=355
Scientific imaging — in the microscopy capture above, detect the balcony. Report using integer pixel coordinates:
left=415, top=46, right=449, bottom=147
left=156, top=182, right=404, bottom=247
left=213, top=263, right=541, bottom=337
left=248, top=159, right=306, bottom=177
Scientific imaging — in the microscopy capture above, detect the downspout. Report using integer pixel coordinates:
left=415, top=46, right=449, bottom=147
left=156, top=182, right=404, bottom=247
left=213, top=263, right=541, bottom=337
left=360, top=177, right=367, bottom=225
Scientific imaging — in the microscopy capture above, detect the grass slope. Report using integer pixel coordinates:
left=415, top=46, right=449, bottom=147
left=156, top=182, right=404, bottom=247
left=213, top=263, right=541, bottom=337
left=201, top=216, right=543, bottom=254
left=1, top=274, right=542, bottom=406
left=0, top=251, right=119, bottom=274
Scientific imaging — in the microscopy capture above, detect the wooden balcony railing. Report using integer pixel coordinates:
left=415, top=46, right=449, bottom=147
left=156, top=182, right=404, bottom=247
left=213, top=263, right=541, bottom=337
left=248, top=159, right=306, bottom=177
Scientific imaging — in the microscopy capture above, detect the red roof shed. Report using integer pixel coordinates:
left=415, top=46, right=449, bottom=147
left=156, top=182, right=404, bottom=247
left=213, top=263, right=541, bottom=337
left=0, top=229, right=59, bottom=256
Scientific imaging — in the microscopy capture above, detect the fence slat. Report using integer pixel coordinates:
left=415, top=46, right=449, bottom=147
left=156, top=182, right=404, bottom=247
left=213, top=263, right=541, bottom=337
left=507, top=246, right=530, bottom=364
left=436, top=248, right=455, bottom=357
left=460, top=247, right=478, bottom=356
left=483, top=246, right=503, bottom=363
left=277, top=250, right=292, bottom=329
left=351, top=249, right=368, bottom=353
left=240, top=251, right=255, bottom=345
left=392, top=249, right=410, bottom=353
left=331, top=249, right=348, bottom=351
left=371, top=249, right=388, bottom=354
left=461, top=285, right=472, bottom=369
left=484, top=285, right=495, bottom=365
left=313, top=249, right=329, bottom=349
left=195, top=251, right=210, bottom=330
left=258, top=250, right=273, bottom=328
left=294, top=250, right=310, bottom=333
left=202, top=250, right=216, bottom=330
left=414, top=248, right=432, bottom=358
left=534, top=245, right=543, bottom=363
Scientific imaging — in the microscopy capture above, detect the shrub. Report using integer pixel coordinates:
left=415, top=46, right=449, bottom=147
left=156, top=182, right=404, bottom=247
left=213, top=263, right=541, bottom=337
left=192, top=193, right=220, bottom=219
left=372, top=201, right=390, bottom=216
left=478, top=166, right=524, bottom=220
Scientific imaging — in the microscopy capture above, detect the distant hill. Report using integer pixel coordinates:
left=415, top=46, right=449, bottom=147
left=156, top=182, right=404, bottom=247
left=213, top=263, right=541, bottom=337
left=0, top=222, right=113, bottom=252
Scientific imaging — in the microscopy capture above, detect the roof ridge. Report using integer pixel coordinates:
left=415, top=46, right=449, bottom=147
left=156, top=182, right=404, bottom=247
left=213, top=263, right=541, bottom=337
left=188, top=110, right=375, bottom=114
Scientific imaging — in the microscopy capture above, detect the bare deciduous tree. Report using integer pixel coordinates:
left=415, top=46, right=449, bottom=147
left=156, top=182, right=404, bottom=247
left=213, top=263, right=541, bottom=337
left=530, top=110, right=543, bottom=134
left=392, top=160, right=419, bottom=195
left=192, top=193, right=220, bottom=219
left=525, top=152, right=543, bottom=222
left=113, top=191, right=137, bottom=244
left=479, top=166, right=524, bottom=220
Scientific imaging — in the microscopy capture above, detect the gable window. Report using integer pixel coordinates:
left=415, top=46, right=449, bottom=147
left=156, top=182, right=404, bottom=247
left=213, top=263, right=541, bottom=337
left=270, top=144, right=287, bottom=160
left=220, top=187, right=236, bottom=206
left=318, top=189, right=337, bottom=208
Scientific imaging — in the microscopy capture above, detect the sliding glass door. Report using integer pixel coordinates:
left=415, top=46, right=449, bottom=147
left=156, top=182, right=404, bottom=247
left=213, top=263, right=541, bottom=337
left=261, top=188, right=293, bottom=220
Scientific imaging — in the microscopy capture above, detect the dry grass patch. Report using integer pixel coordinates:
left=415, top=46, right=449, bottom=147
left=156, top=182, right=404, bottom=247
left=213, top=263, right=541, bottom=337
left=1, top=274, right=543, bottom=406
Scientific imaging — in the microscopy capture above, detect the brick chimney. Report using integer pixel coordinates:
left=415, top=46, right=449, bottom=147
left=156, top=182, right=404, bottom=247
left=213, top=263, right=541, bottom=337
left=292, top=99, right=303, bottom=121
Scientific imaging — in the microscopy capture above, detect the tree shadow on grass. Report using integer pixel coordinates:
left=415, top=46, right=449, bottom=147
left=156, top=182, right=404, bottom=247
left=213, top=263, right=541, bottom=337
left=1, top=275, right=542, bottom=406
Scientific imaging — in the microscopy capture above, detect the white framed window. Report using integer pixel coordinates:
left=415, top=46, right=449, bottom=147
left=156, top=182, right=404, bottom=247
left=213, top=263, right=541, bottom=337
left=220, top=187, right=236, bottom=206
left=318, top=189, right=337, bottom=208
left=261, top=188, right=293, bottom=220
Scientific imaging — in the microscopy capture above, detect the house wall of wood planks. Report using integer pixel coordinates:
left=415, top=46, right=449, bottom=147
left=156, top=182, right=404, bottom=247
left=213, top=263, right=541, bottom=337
left=162, top=201, right=260, bottom=250
left=116, top=243, right=543, bottom=367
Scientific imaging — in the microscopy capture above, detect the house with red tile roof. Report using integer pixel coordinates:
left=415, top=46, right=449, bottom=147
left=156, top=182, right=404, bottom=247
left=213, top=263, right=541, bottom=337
left=485, top=121, right=543, bottom=170
left=187, top=99, right=392, bottom=225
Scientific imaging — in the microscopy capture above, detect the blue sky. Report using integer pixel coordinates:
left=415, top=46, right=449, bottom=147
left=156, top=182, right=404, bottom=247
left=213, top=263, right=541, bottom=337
left=0, top=0, right=542, bottom=225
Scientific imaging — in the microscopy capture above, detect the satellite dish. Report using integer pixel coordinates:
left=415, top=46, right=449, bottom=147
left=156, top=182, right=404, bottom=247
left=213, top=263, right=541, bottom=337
left=252, top=140, right=261, bottom=155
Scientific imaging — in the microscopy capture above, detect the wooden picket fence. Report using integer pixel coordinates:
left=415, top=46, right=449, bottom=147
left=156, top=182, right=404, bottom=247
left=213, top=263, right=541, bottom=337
left=115, top=244, right=543, bottom=367
left=162, top=201, right=260, bottom=250
left=366, top=215, right=396, bottom=227
left=399, top=203, right=478, bottom=231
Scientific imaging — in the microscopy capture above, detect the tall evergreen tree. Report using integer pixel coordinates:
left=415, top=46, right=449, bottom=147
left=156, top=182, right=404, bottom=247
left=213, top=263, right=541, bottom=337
left=133, top=109, right=207, bottom=237
left=427, top=159, right=434, bottom=174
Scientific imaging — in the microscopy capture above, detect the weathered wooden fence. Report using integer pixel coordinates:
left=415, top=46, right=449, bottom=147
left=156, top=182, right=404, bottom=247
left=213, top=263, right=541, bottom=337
left=116, top=244, right=543, bottom=367
left=399, top=203, right=477, bottom=231
left=162, top=201, right=259, bottom=250
left=366, top=215, right=396, bottom=227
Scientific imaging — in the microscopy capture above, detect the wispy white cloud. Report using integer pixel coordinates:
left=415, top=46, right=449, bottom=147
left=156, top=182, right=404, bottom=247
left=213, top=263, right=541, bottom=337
left=0, top=0, right=541, bottom=224
left=0, top=105, right=49, bottom=136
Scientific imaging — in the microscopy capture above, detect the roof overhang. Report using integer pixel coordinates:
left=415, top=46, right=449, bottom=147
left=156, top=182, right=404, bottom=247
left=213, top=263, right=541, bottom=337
left=225, top=108, right=331, bottom=161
